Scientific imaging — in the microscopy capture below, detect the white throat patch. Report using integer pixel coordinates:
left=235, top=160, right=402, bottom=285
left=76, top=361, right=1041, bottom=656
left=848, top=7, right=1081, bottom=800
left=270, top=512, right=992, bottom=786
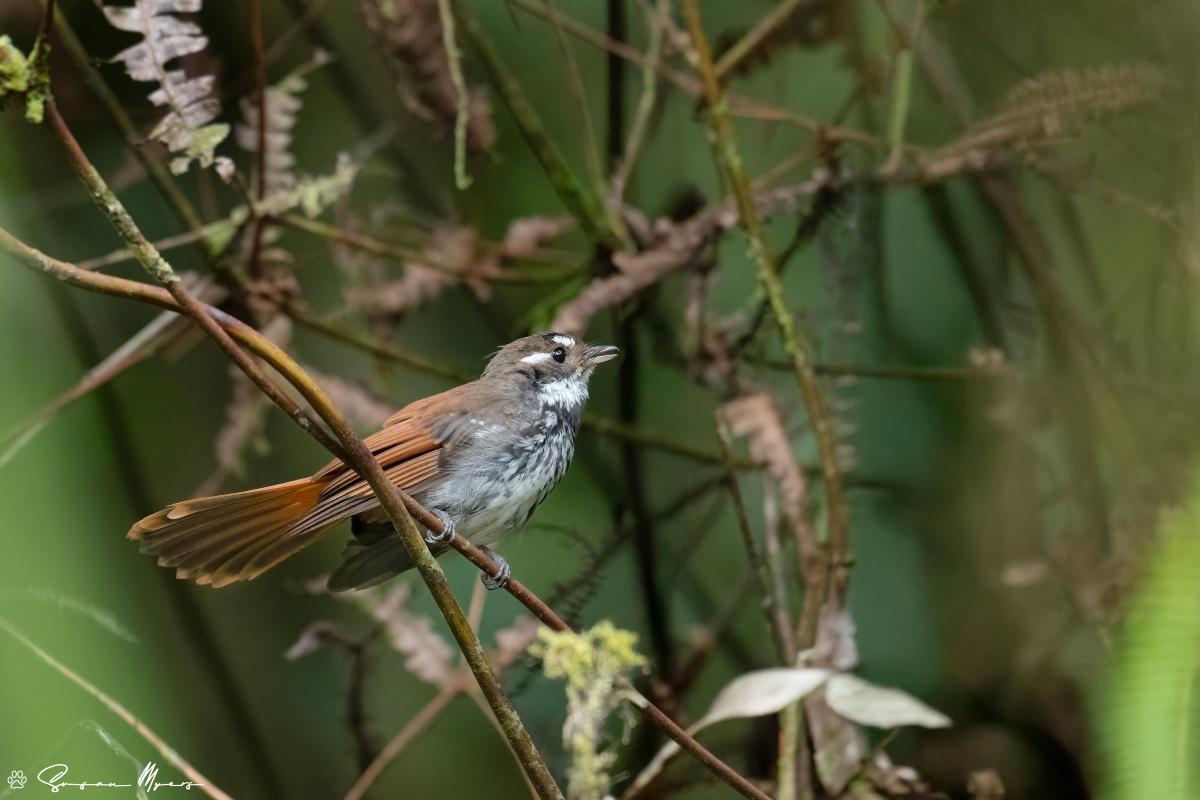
left=536, top=374, right=588, bottom=408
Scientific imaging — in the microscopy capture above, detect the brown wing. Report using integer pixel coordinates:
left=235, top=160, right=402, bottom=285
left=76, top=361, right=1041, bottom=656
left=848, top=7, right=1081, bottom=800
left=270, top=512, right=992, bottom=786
left=294, top=380, right=484, bottom=535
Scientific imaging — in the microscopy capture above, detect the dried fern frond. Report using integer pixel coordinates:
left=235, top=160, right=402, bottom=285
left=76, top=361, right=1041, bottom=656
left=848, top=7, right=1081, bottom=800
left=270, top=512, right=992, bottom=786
left=949, top=63, right=1163, bottom=154
left=723, top=391, right=818, bottom=562
left=361, top=0, right=495, bottom=152
left=100, top=0, right=233, bottom=176
left=236, top=50, right=332, bottom=195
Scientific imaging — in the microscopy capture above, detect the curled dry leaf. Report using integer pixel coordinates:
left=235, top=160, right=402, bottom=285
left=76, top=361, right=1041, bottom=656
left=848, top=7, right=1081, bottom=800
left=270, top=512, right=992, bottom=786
left=345, top=225, right=492, bottom=320
left=490, top=616, right=540, bottom=671
left=501, top=216, right=574, bottom=258
left=359, top=584, right=454, bottom=686
left=551, top=179, right=825, bottom=336
left=361, top=0, right=495, bottom=152
left=629, top=667, right=951, bottom=795
left=347, top=215, right=571, bottom=321
left=723, top=391, right=818, bottom=563
left=101, top=0, right=233, bottom=175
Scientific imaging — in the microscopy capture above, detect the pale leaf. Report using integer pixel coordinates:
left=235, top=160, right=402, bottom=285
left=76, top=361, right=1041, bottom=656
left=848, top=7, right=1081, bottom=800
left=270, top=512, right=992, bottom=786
left=824, top=674, right=951, bottom=729
left=628, top=668, right=830, bottom=793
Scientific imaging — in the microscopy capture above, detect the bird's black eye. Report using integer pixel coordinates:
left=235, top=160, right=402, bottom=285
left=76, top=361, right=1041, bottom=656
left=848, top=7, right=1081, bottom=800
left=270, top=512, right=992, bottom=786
left=551, top=346, right=566, bottom=363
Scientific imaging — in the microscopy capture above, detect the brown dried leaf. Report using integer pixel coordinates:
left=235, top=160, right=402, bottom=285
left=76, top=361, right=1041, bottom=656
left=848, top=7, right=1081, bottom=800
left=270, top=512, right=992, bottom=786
left=551, top=181, right=823, bottom=336
left=491, top=616, right=540, bottom=670
left=722, top=391, right=817, bottom=562
left=356, top=583, right=454, bottom=686
left=501, top=216, right=574, bottom=258
left=361, top=0, right=495, bottom=151
left=345, top=226, right=494, bottom=320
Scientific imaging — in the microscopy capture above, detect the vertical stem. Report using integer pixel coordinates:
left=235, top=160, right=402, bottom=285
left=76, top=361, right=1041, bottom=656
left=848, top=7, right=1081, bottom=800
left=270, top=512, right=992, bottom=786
left=248, top=0, right=269, bottom=277
left=716, top=413, right=794, bottom=662
left=682, top=0, right=850, bottom=604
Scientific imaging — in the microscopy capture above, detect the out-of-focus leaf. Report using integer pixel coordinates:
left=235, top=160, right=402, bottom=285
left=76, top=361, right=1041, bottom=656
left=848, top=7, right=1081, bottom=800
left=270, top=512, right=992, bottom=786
left=825, top=674, right=951, bottom=729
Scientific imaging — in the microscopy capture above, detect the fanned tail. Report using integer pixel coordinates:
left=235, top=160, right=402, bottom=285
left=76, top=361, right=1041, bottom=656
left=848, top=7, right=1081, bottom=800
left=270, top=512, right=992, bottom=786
left=129, top=478, right=330, bottom=588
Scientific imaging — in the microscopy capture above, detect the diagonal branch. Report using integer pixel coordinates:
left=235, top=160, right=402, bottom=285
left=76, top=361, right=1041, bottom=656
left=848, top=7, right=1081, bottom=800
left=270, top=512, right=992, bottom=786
left=36, top=101, right=563, bottom=800
left=0, top=219, right=772, bottom=800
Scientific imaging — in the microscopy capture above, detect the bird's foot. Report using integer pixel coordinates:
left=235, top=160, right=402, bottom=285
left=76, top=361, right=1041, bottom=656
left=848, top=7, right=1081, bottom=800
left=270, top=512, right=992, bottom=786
left=480, top=547, right=511, bottom=591
left=424, top=509, right=457, bottom=545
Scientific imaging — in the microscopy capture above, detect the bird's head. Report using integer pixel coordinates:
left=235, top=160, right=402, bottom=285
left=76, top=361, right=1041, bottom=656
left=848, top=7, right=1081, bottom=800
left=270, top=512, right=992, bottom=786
left=483, top=332, right=619, bottom=408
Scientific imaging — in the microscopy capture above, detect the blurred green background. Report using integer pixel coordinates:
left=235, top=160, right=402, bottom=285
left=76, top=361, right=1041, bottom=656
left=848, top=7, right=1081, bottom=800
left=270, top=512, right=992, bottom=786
left=2, top=0, right=1199, bottom=798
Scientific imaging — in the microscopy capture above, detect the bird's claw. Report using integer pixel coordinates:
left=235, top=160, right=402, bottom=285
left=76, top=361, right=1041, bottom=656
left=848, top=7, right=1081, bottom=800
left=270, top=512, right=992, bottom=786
left=424, top=509, right=457, bottom=545
left=480, top=547, right=511, bottom=591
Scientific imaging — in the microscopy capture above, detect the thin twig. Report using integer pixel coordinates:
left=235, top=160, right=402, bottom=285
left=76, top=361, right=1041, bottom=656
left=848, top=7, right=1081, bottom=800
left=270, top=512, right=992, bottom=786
left=0, top=616, right=232, bottom=800
left=713, top=0, right=804, bottom=79
left=716, top=412, right=794, bottom=662
left=435, top=0, right=473, bottom=189
left=460, top=8, right=622, bottom=250
left=343, top=688, right=458, bottom=800
left=37, top=103, right=564, bottom=800
left=611, top=0, right=668, bottom=205
left=248, top=0, right=269, bottom=279
left=683, top=2, right=851, bottom=604
left=0, top=214, right=767, bottom=800
left=542, top=0, right=605, bottom=192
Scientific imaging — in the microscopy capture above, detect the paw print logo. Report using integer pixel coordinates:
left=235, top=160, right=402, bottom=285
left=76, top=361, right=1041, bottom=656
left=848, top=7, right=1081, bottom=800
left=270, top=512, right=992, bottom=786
left=6, top=769, right=27, bottom=789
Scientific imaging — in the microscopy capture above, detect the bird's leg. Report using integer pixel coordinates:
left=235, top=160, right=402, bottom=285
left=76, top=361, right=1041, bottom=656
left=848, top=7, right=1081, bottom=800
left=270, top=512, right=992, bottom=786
left=424, top=508, right=457, bottom=545
left=479, top=546, right=511, bottom=590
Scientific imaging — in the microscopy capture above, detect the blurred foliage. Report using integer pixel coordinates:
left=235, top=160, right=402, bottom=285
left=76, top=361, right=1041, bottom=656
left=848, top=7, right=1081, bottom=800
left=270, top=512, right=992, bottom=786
left=0, top=0, right=1198, bottom=798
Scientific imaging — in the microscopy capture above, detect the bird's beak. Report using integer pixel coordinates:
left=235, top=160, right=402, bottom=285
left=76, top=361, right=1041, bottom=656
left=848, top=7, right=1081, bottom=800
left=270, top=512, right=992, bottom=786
left=585, top=344, right=620, bottom=365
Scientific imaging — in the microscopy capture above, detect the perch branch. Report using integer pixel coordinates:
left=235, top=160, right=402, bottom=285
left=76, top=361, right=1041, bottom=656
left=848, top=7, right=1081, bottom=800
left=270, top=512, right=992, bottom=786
left=36, top=103, right=564, bottom=800
left=0, top=214, right=768, bottom=800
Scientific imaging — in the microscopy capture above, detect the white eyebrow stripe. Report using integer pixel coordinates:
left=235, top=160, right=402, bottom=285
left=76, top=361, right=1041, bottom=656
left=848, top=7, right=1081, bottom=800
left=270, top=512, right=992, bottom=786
left=521, top=352, right=553, bottom=364
left=551, top=335, right=575, bottom=347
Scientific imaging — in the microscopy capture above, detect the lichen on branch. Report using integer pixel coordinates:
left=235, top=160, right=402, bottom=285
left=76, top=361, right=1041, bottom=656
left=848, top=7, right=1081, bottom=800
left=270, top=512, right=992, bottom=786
left=532, top=622, right=647, bottom=800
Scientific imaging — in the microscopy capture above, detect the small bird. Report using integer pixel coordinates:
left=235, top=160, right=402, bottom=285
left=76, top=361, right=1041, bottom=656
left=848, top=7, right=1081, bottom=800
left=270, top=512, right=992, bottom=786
left=129, top=333, right=618, bottom=591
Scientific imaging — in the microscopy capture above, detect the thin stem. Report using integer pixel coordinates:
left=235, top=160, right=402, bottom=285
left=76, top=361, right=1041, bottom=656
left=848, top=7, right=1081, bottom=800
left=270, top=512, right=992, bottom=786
left=0, top=231, right=769, bottom=800
left=713, top=0, right=803, bottom=79
left=343, top=688, right=459, bottom=800
left=611, top=0, right=667, bottom=205
left=683, top=1, right=851, bottom=603
left=435, top=0, right=473, bottom=189
left=459, top=9, right=622, bottom=250
left=542, top=0, right=605, bottom=191
left=247, top=0, right=269, bottom=278
left=0, top=616, right=231, bottom=800
left=716, top=413, right=794, bottom=662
